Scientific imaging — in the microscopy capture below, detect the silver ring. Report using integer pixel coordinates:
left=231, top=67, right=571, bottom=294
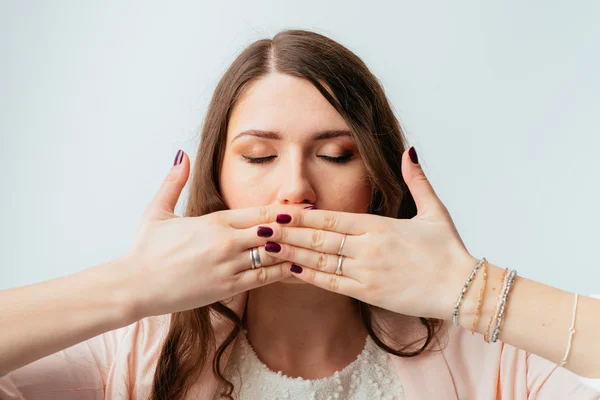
left=335, top=255, right=345, bottom=276
left=337, top=234, right=347, bottom=256
left=249, top=248, right=256, bottom=269
left=252, top=247, right=262, bottom=269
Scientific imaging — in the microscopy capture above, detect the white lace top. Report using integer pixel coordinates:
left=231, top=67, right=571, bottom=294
left=216, top=330, right=405, bottom=400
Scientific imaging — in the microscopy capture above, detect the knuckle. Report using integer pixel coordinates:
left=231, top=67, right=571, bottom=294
left=256, top=267, right=269, bottom=285
left=260, top=206, right=270, bottom=224
left=286, top=244, right=296, bottom=258
left=316, top=252, right=328, bottom=271
left=280, top=226, right=289, bottom=241
left=328, top=274, right=340, bottom=292
left=278, top=263, right=287, bottom=278
left=295, top=211, right=305, bottom=227
left=323, top=211, right=339, bottom=230
left=414, top=174, right=429, bottom=185
left=306, top=269, right=318, bottom=285
left=310, top=229, right=325, bottom=249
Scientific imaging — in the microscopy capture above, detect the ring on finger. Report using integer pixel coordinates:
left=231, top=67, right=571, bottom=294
left=335, top=255, right=345, bottom=276
left=249, top=248, right=256, bottom=269
left=337, top=234, right=347, bottom=256
left=252, top=247, right=262, bottom=269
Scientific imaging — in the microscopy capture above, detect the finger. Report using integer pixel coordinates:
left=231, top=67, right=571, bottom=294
left=230, top=244, right=283, bottom=273
left=271, top=225, right=358, bottom=258
left=288, top=263, right=361, bottom=296
left=276, top=208, right=392, bottom=236
left=228, top=222, right=291, bottom=253
left=234, top=261, right=295, bottom=290
left=401, top=147, right=447, bottom=216
left=228, top=213, right=355, bottom=255
left=143, top=150, right=189, bottom=222
left=224, top=204, right=314, bottom=229
left=264, top=241, right=357, bottom=277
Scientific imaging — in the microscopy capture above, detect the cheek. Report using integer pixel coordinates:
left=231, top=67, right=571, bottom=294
left=319, top=174, right=371, bottom=212
left=220, top=157, right=271, bottom=209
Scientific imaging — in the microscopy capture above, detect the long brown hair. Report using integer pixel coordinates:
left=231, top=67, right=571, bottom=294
left=150, top=29, right=446, bottom=400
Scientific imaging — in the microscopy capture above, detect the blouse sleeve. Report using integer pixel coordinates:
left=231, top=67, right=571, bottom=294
left=0, top=323, right=133, bottom=400
left=526, top=351, right=600, bottom=399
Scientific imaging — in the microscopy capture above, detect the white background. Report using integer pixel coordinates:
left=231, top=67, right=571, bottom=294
left=1, top=1, right=599, bottom=301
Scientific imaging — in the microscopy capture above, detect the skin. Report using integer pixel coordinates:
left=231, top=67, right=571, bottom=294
left=219, top=72, right=600, bottom=381
left=219, top=72, right=371, bottom=378
left=0, top=74, right=596, bottom=384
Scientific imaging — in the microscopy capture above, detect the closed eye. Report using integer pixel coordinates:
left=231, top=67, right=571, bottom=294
left=242, top=155, right=277, bottom=164
left=319, top=154, right=353, bottom=164
left=242, top=154, right=353, bottom=164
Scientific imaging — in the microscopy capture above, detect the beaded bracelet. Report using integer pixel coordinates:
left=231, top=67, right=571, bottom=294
left=452, top=258, right=486, bottom=326
left=484, top=267, right=508, bottom=343
left=470, top=258, right=488, bottom=335
left=491, top=269, right=518, bottom=343
left=487, top=269, right=511, bottom=342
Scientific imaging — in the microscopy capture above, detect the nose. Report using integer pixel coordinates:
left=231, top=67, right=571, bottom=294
left=275, top=154, right=316, bottom=205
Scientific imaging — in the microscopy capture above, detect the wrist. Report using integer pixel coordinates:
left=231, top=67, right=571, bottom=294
left=439, top=252, right=479, bottom=321
left=101, top=256, right=146, bottom=324
left=457, top=261, right=506, bottom=336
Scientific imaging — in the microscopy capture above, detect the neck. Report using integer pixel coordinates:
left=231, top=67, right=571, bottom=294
left=243, top=282, right=368, bottom=378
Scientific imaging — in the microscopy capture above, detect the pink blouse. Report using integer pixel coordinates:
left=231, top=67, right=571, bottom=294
left=1, top=292, right=599, bottom=399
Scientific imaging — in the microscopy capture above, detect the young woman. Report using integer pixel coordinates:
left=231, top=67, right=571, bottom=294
left=1, top=29, right=599, bottom=400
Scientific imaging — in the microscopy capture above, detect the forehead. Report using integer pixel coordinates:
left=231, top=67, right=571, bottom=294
left=227, top=72, right=350, bottom=142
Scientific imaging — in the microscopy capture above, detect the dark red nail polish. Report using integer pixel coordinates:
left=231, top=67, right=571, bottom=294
left=173, top=149, right=183, bottom=166
left=290, top=264, right=303, bottom=274
left=276, top=214, right=292, bottom=224
left=265, top=242, right=281, bottom=253
left=304, top=205, right=317, bottom=210
left=257, top=226, right=273, bottom=238
left=408, top=147, right=419, bottom=164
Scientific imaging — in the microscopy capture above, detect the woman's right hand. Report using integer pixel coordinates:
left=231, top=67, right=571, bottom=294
left=121, top=150, right=298, bottom=320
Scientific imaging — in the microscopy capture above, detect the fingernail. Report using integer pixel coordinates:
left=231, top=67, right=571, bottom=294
left=276, top=214, right=292, bottom=224
left=290, top=264, right=303, bottom=274
left=304, top=205, right=317, bottom=210
left=265, top=242, right=281, bottom=253
left=257, top=226, right=273, bottom=238
left=408, top=147, right=419, bottom=164
left=173, top=149, right=183, bottom=166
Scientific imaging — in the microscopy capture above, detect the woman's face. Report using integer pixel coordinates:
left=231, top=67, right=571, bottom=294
left=220, top=72, right=371, bottom=282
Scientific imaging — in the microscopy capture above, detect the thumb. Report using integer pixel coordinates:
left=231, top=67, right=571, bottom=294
left=143, top=149, right=190, bottom=222
left=401, top=147, right=446, bottom=217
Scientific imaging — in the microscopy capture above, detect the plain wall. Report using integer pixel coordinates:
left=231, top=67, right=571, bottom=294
left=1, top=1, right=599, bottom=299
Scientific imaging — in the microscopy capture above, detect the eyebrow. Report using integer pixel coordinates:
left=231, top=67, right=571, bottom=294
left=231, top=129, right=353, bottom=143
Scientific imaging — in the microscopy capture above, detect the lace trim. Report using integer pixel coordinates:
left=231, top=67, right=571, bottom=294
left=218, top=330, right=405, bottom=400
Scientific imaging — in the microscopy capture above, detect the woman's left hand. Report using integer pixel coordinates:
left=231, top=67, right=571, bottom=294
left=264, top=147, right=479, bottom=321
